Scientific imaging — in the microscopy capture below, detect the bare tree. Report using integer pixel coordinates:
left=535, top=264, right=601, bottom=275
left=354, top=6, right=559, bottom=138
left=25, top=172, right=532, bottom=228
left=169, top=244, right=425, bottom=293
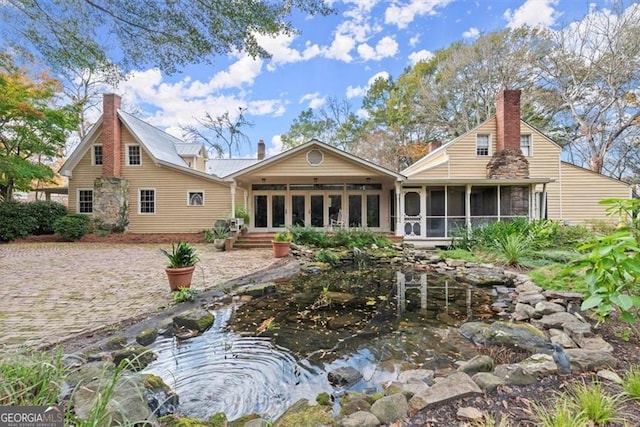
left=182, top=108, right=253, bottom=159
left=534, top=2, right=640, bottom=176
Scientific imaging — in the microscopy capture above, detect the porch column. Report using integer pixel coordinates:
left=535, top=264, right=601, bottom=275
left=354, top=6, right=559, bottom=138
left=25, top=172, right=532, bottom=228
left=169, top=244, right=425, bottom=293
left=395, top=182, right=402, bottom=237
left=230, top=181, right=237, bottom=218
left=465, top=184, right=472, bottom=235
left=529, top=184, right=534, bottom=220
left=541, top=183, right=547, bottom=220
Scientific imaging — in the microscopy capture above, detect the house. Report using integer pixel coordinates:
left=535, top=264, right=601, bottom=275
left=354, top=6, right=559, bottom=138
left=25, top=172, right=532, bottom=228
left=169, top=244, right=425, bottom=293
left=61, top=91, right=631, bottom=245
left=399, top=90, right=631, bottom=246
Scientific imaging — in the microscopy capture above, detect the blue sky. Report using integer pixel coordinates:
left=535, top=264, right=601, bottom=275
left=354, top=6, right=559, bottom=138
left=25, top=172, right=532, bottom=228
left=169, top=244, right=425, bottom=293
left=109, top=0, right=613, bottom=159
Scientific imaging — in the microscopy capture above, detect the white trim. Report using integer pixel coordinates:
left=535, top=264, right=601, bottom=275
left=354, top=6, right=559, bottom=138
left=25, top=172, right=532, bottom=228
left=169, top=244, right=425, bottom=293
left=520, top=134, right=532, bottom=157
left=138, top=188, right=156, bottom=214
left=77, top=188, right=94, bottom=214
left=306, top=149, right=324, bottom=166
left=91, top=144, right=103, bottom=166
left=187, top=190, right=205, bottom=206
left=476, top=134, right=491, bottom=157
left=126, top=144, right=142, bottom=166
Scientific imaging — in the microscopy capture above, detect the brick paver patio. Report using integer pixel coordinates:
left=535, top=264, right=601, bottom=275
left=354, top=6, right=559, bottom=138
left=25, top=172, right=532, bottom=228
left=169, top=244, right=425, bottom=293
left=0, top=243, right=278, bottom=349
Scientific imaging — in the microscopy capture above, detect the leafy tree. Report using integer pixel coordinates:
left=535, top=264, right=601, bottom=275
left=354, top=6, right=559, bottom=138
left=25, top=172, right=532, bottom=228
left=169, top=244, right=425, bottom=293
left=0, top=54, right=79, bottom=200
left=1, top=0, right=333, bottom=74
left=182, top=108, right=253, bottom=159
left=280, top=98, right=363, bottom=151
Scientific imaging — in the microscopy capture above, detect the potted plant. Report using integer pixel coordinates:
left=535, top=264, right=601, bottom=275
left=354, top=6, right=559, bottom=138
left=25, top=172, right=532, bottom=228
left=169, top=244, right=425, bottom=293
left=272, top=231, right=292, bottom=258
left=160, top=241, right=199, bottom=291
left=212, top=223, right=229, bottom=251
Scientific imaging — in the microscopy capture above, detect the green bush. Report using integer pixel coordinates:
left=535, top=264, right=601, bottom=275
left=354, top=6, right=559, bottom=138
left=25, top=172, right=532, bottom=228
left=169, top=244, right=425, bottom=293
left=52, top=214, right=90, bottom=241
left=25, top=200, right=68, bottom=235
left=0, top=201, right=38, bottom=242
left=289, top=225, right=330, bottom=247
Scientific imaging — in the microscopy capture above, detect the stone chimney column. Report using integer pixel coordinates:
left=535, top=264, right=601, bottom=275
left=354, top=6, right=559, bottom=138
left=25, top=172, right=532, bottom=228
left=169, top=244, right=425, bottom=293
left=495, top=89, right=521, bottom=153
left=102, top=93, right=122, bottom=177
left=257, top=139, right=265, bottom=160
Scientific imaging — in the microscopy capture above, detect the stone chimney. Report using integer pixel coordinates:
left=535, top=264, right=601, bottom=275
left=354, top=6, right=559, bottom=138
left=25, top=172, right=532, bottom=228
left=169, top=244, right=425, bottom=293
left=257, top=139, right=265, bottom=160
left=495, top=89, right=521, bottom=153
left=102, top=94, right=122, bottom=177
left=487, top=89, right=529, bottom=179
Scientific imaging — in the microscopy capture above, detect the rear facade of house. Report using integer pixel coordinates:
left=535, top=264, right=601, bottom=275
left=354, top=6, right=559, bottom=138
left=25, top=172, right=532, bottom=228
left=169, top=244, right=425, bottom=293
left=61, top=92, right=631, bottom=244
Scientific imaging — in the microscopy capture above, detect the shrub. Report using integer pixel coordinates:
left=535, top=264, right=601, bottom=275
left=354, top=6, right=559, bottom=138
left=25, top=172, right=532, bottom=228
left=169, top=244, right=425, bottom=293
left=0, top=350, right=67, bottom=405
left=52, top=214, right=90, bottom=241
left=0, top=201, right=38, bottom=242
left=314, top=249, right=340, bottom=266
left=622, top=366, right=640, bottom=400
left=492, top=234, right=531, bottom=266
left=289, top=225, right=330, bottom=247
left=25, top=200, right=68, bottom=235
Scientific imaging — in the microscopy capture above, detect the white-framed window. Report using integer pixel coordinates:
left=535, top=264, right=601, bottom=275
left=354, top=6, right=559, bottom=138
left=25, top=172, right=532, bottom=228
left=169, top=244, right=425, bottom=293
left=476, top=134, right=490, bottom=156
left=306, top=149, right=324, bottom=166
left=139, top=189, right=155, bottom=214
left=92, top=144, right=103, bottom=166
left=520, top=134, right=531, bottom=156
left=187, top=191, right=204, bottom=206
left=78, top=189, right=93, bottom=213
left=126, top=144, right=142, bottom=166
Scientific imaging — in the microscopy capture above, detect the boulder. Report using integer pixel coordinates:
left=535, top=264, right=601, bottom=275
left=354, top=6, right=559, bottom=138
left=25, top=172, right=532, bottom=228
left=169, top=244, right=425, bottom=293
left=471, top=372, right=504, bottom=392
left=112, top=345, right=157, bottom=371
left=340, top=411, right=380, bottom=427
left=518, top=354, right=558, bottom=377
left=485, top=321, right=549, bottom=351
left=274, top=399, right=334, bottom=427
left=237, top=282, right=277, bottom=298
left=534, top=312, right=583, bottom=330
left=534, top=301, right=566, bottom=316
left=328, top=367, right=363, bottom=387
left=457, top=407, right=484, bottom=421
left=409, top=372, right=482, bottom=411
left=493, top=364, right=536, bottom=385
left=369, top=393, right=409, bottom=424
left=463, top=266, right=514, bottom=287
left=136, top=327, right=158, bottom=346
left=339, top=398, right=371, bottom=416
left=565, top=349, right=618, bottom=371
left=397, top=369, right=435, bottom=385
left=173, top=309, right=214, bottom=332
left=73, top=371, right=159, bottom=426
left=458, top=322, right=489, bottom=346
left=457, top=355, right=494, bottom=376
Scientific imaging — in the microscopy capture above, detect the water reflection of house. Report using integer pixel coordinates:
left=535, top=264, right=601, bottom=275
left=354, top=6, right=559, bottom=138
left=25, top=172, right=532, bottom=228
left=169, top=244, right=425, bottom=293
left=59, top=91, right=630, bottom=246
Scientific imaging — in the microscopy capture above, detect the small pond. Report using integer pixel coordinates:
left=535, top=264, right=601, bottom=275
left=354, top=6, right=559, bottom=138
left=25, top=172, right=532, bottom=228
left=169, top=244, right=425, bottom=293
left=144, top=267, right=500, bottom=421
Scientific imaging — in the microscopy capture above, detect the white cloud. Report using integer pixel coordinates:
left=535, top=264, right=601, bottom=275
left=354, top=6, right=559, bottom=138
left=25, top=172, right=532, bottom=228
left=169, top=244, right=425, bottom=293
left=463, top=27, right=480, bottom=39
left=408, top=49, right=434, bottom=65
left=346, top=85, right=366, bottom=99
left=325, top=33, right=356, bottom=62
left=254, top=33, right=323, bottom=71
left=409, top=34, right=421, bottom=47
left=345, top=71, right=390, bottom=99
left=385, top=0, right=454, bottom=29
left=357, top=36, right=399, bottom=61
left=267, top=134, right=285, bottom=157
left=299, top=92, right=326, bottom=109
left=504, top=0, right=561, bottom=29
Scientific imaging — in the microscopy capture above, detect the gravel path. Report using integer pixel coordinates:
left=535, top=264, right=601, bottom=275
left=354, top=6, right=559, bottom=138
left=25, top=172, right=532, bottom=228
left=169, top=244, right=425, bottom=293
left=0, top=243, right=278, bottom=349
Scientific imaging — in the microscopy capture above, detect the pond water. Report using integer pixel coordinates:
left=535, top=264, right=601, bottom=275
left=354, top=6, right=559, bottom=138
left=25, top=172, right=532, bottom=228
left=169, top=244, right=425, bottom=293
left=144, top=267, right=499, bottom=421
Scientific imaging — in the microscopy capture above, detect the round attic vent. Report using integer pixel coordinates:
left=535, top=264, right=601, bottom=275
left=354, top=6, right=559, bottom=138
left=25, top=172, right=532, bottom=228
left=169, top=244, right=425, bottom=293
left=306, top=149, right=324, bottom=166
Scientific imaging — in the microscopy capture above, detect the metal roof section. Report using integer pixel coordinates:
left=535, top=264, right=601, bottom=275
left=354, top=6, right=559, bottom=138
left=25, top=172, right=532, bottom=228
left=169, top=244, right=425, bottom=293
left=175, top=143, right=206, bottom=157
left=208, top=159, right=261, bottom=178
left=118, top=110, right=188, bottom=168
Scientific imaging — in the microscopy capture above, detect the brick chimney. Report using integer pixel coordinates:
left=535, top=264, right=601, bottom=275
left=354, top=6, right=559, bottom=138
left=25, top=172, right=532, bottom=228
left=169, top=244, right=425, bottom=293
left=257, top=139, right=265, bottom=160
left=495, top=89, right=521, bottom=153
left=102, top=93, right=122, bottom=177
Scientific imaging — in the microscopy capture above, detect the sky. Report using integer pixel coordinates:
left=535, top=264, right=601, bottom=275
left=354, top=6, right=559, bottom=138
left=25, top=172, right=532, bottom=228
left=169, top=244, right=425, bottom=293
left=108, top=0, right=615, bottom=159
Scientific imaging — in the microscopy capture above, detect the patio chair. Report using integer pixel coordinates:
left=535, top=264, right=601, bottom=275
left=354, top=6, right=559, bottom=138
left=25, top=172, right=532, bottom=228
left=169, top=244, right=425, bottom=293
left=330, top=209, right=345, bottom=230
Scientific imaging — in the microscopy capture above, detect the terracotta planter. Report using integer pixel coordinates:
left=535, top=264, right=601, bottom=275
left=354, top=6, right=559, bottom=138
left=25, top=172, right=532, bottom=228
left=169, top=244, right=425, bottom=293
left=165, top=265, right=196, bottom=291
left=224, top=237, right=234, bottom=251
left=272, top=241, right=291, bottom=258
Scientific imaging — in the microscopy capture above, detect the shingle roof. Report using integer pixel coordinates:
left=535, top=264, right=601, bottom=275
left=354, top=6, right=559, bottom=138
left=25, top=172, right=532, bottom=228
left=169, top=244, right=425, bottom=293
left=208, top=159, right=260, bottom=177
left=118, top=110, right=188, bottom=168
